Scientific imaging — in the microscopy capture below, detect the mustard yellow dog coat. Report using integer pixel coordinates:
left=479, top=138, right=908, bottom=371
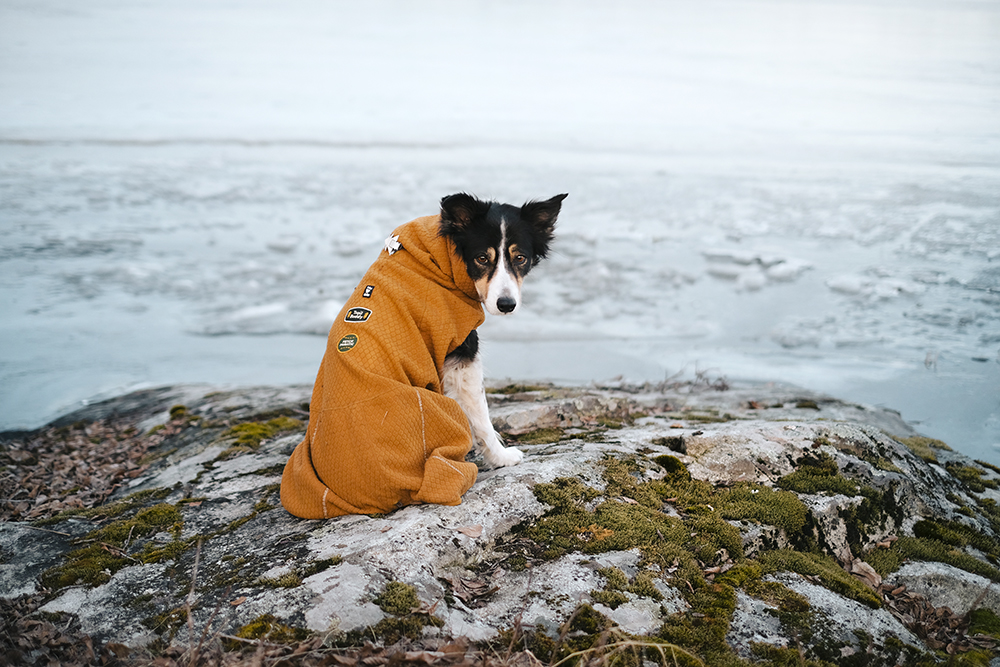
left=280, top=215, right=485, bottom=519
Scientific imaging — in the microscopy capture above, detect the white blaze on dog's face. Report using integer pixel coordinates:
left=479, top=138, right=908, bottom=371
left=439, top=193, right=566, bottom=316
left=476, top=219, right=526, bottom=315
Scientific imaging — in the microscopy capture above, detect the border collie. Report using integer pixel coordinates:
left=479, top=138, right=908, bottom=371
left=439, top=192, right=566, bottom=467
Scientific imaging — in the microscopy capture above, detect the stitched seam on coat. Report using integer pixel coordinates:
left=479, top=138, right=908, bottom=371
left=433, top=455, right=463, bottom=476
left=416, top=389, right=427, bottom=459
left=321, top=488, right=329, bottom=520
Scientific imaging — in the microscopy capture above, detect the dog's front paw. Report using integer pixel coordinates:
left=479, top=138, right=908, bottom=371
left=485, top=444, right=524, bottom=468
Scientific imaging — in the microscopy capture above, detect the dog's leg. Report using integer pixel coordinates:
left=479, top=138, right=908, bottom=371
left=443, top=332, right=523, bottom=468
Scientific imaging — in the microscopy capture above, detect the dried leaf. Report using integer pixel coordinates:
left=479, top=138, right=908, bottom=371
left=106, top=642, right=131, bottom=657
left=850, top=559, right=882, bottom=589
left=455, top=525, right=483, bottom=539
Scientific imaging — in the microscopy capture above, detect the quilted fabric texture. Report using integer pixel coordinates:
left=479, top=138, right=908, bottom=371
left=281, top=215, right=485, bottom=519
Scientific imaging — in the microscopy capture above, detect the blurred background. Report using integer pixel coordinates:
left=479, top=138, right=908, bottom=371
left=1, top=0, right=998, bottom=461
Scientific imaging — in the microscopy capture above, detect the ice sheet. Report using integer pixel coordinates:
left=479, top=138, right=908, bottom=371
left=1, top=0, right=998, bottom=460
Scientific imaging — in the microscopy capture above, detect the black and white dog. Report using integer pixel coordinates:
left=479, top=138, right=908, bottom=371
left=438, top=192, right=566, bottom=468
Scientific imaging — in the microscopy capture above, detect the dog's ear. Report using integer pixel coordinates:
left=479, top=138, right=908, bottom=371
left=440, top=193, right=489, bottom=234
left=521, top=193, right=566, bottom=259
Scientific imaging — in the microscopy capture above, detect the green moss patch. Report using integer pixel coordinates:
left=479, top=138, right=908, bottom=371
left=488, top=384, right=549, bottom=395
left=758, top=549, right=881, bottom=608
left=715, top=485, right=808, bottom=534
left=42, top=503, right=183, bottom=589
left=777, top=452, right=861, bottom=497
left=221, top=416, right=304, bottom=449
left=33, top=487, right=172, bottom=527
left=510, top=456, right=888, bottom=664
left=226, top=614, right=311, bottom=648
left=744, top=579, right=810, bottom=613
left=335, top=581, right=444, bottom=646
left=510, top=427, right=566, bottom=445
left=968, top=608, right=1000, bottom=640
left=865, top=536, right=1000, bottom=583
left=945, top=462, right=1000, bottom=494
left=374, top=581, right=420, bottom=615
left=592, top=566, right=665, bottom=609
left=912, top=519, right=1000, bottom=557
left=896, top=436, right=952, bottom=463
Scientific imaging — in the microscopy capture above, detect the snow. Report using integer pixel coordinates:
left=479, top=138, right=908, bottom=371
left=0, top=0, right=998, bottom=461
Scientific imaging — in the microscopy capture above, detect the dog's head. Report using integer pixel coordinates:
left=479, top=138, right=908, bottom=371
left=440, top=192, right=566, bottom=316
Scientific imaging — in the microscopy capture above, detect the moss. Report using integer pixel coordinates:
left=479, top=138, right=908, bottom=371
left=967, top=608, right=1000, bottom=640
left=592, top=567, right=664, bottom=609
left=369, top=614, right=442, bottom=645
left=601, top=457, right=668, bottom=508
left=41, top=503, right=185, bottom=590
left=839, top=485, right=902, bottom=559
left=257, top=572, right=303, bottom=588
left=210, top=556, right=251, bottom=589
left=975, top=460, right=1000, bottom=475
left=532, top=476, right=601, bottom=513
left=871, top=458, right=903, bottom=473
left=749, top=644, right=831, bottom=666
left=896, top=435, right=952, bottom=463
left=777, top=452, right=861, bottom=497
left=871, top=536, right=1000, bottom=582
left=795, top=400, right=821, bottom=410
left=222, top=416, right=303, bottom=449
left=653, top=454, right=690, bottom=478
left=33, top=487, right=172, bottom=526
left=488, top=384, right=549, bottom=395
left=658, top=582, right=737, bottom=661
left=139, top=536, right=197, bottom=564
left=251, top=463, right=286, bottom=476
left=912, top=519, right=1000, bottom=557
left=511, top=427, right=565, bottom=445
left=228, top=614, right=311, bottom=646
left=513, top=455, right=943, bottom=665
left=743, top=579, right=810, bottom=613
left=168, top=405, right=188, bottom=420
left=143, top=607, right=188, bottom=640
left=671, top=411, right=733, bottom=424
left=300, top=556, right=342, bottom=577
left=715, top=561, right=762, bottom=589
left=598, top=566, right=630, bottom=590
left=953, top=650, right=996, bottom=667
left=374, top=581, right=420, bottom=615
left=945, top=462, right=999, bottom=493
left=590, top=589, right=629, bottom=609
left=562, top=604, right=620, bottom=657
left=629, top=572, right=664, bottom=601
left=340, top=581, right=445, bottom=645
left=715, top=484, right=808, bottom=534
left=759, top=549, right=881, bottom=608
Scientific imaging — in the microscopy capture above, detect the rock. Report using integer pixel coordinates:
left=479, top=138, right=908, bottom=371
left=3, top=380, right=1000, bottom=664
left=886, top=561, right=1000, bottom=617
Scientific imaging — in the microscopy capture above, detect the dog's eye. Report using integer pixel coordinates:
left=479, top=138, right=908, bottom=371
left=513, top=254, right=528, bottom=267
left=475, top=253, right=489, bottom=266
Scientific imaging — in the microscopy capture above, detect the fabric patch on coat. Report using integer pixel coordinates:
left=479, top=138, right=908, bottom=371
left=362, top=285, right=375, bottom=298
left=337, top=334, right=359, bottom=353
left=384, top=234, right=402, bottom=255
left=344, top=307, right=372, bottom=323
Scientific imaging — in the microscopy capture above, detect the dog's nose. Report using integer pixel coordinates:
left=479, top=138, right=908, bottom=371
left=496, top=296, right=517, bottom=313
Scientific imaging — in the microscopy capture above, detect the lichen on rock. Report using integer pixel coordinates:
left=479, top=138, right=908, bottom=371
left=2, top=380, right=1000, bottom=665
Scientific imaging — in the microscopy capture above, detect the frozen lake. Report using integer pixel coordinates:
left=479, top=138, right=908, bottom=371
left=1, top=0, right=998, bottom=461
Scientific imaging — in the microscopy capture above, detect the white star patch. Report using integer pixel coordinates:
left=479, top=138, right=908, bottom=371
left=384, top=234, right=402, bottom=255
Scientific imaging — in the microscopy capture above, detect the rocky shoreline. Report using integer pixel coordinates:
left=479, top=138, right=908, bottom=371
left=3, top=380, right=1000, bottom=666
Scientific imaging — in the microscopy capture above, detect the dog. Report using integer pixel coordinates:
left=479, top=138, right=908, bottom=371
left=280, top=193, right=566, bottom=519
